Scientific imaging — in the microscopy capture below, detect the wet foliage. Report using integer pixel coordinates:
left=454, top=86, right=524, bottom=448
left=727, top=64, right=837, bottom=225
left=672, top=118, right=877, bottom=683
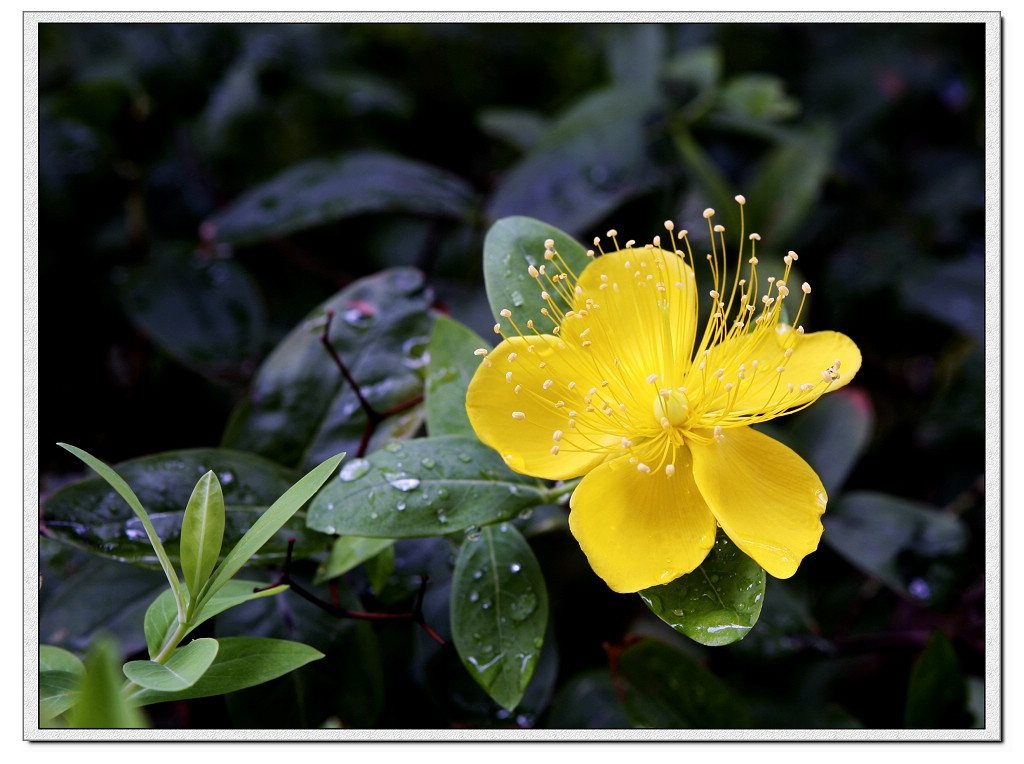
left=37, top=22, right=988, bottom=731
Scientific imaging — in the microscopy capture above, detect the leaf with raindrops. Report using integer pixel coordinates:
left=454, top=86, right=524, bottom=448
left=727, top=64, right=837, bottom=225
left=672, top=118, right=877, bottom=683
left=638, top=528, right=766, bottom=647
left=424, top=315, right=488, bottom=438
left=450, top=522, right=549, bottom=712
left=306, top=436, right=546, bottom=538
left=40, top=448, right=325, bottom=568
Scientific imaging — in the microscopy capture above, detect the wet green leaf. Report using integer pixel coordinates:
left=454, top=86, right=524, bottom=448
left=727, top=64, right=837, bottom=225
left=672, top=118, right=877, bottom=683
left=126, top=637, right=323, bottom=707
left=424, top=315, right=487, bottom=438
left=42, top=448, right=319, bottom=568
left=221, top=268, right=433, bottom=470
left=307, top=436, right=545, bottom=538
left=202, top=150, right=478, bottom=245
left=123, top=638, right=219, bottom=691
left=823, top=491, right=968, bottom=603
left=180, top=471, right=225, bottom=602
left=118, top=251, right=266, bottom=379
left=482, top=216, right=591, bottom=328
left=450, top=523, right=548, bottom=711
left=639, top=529, right=765, bottom=646
left=144, top=579, right=288, bottom=659
left=314, top=535, right=396, bottom=585
left=617, top=637, right=749, bottom=728
left=486, top=87, right=665, bottom=236
left=905, top=630, right=971, bottom=728
left=68, top=636, right=148, bottom=728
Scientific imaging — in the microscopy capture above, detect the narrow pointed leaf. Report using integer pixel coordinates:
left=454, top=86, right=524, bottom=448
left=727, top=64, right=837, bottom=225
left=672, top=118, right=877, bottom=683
left=314, top=535, right=396, bottom=585
left=123, top=638, right=219, bottom=692
left=195, top=453, right=344, bottom=612
left=181, top=471, right=225, bottom=602
left=56, top=443, right=186, bottom=620
left=639, top=529, right=766, bottom=647
left=450, top=523, right=548, bottom=711
left=307, top=436, right=545, bottom=538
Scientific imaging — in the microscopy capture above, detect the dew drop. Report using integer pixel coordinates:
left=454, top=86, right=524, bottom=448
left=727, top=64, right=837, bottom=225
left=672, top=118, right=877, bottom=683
left=509, top=562, right=521, bottom=573
left=458, top=453, right=473, bottom=464
left=510, top=289, right=525, bottom=307
left=396, top=502, right=406, bottom=511
left=509, top=591, right=537, bottom=622
left=420, top=457, right=436, bottom=469
left=469, top=591, right=480, bottom=603
left=465, top=524, right=482, bottom=541
left=473, top=570, right=484, bottom=580
left=387, top=475, right=421, bottom=492
left=518, top=507, right=533, bottom=520
left=385, top=442, right=404, bottom=454
left=339, top=458, right=371, bottom=481
left=220, top=471, right=234, bottom=485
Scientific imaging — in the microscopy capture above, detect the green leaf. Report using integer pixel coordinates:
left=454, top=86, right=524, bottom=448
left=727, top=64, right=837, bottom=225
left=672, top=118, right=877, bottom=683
left=202, top=150, right=478, bottom=245
left=67, top=636, right=148, bottom=728
left=123, top=638, right=219, bottom=692
left=663, top=46, right=722, bottom=92
left=671, top=127, right=740, bottom=233
left=181, top=471, right=226, bottom=603
left=477, top=107, right=549, bottom=152
left=307, top=436, right=545, bottom=538
left=617, top=637, right=750, bottom=728
left=221, top=268, right=433, bottom=470
left=823, top=491, right=968, bottom=603
left=56, top=443, right=187, bottom=621
left=117, top=249, right=266, bottom=379
left=639, top=529, right=766, bottom=646
left=126, top=637, right=323, bottom=707
left=144, top=579, right=288, bottom=659
left=720, top=74, right=800, bottom=121
left=40, top=644, right=85, bottom=675
left=195, top=452, right=343, bottom=613
left=424, top=315, right=488, bottom=437
left=905, top=630, right=971, bottom=728
left=482, top=216, right=591, bottom=328
left=545, top=669, right=634, bottom=729
left=485, top=87, right=665, bottom=237
left=314, top=535, right=396, bottom=585
left=39, top=670, right=82, bottom=723
left=450, top=523, right=548, bottom=711
left=365, top=544, right=396, bottom=596
left=42, top=448, right=319, bottom=568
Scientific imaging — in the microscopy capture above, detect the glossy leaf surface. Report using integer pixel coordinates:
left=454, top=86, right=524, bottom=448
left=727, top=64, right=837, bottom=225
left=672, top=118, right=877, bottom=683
left=42, top=448, right=314, bottom=567
left=639, top=529, right=766, bottom=647
left=221, top=268, right=433, bottom=470
left=450, top=523, right=548, bottom=712
left=424, top=315, right=487, bottom=438
left=482, top=216, right=591, bottom=327
left=180, top=471, right=225, bottom=601
left=617, top=637, right=749, bottom=728
left=307, top=436, right=545, bottom=538
left=123, top=638, right=219, bottom=691
left=126, top=637, right=323, bottom=707
left=202, top=150, right=478, bottom=245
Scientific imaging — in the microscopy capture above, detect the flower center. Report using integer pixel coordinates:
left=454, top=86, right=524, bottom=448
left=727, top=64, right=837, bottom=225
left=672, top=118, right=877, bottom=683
left=653, top=389, right=689, bottom=428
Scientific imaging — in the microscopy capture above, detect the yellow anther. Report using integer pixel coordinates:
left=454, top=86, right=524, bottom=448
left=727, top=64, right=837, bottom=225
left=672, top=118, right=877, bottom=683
left=735, top=194, right=746, bottom=205
left=512, top=411, right=525, bottom=420
left=637, top=463, right=651, bottom=473
left=474, top=348, right=488, bottom=356
left=802, top=282, right=811, bottom=294
left=749, top=233, right=761, bottom=241
left=550, top=445, right=560, bottom=456
left=703, top=208, right=715, bottom=219
left=500, top=309, right=511, bottom=318
left=544, top=238, right=555, bottom=248
left=507, top=352, right=518, bottom=362
left=665, top=464, right=676, bottom=477
left=714, top=224, right=725, bottom=233
left=505, top=372, right=513, bottom=383
left=543, top=379, right=553, bottom=390
left=493, top=323, right=501, bottom=334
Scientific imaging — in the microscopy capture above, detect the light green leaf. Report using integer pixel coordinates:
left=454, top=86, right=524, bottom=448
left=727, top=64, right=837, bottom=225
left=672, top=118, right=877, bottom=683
left=67, top=636, right=148, bottom=729
left=123, top=638, right=219, bottom=692
left=39, top=671, right=82, bottom=722
left=202, top=150, right=478, bottom=245
left=424, top=315, right=488, bottom=437
left=40, top=644, right=85, bottom=675
left=56, top=443, right=186, bottom=622
left=307, top=436, right=545, bottom=538
left=617, top=637, right=749, bottom=728
left=639, top=529, right=766, bottom=646
left=450, top=523, right=548, bottom=711
left=194, top=453, right=344, bottom=613
left=144, top=579, right=288, bottom=659
left=314, top=535, right=396, bottom=585
left=720, top=74, right=800, bottom=121
left=482, top=216, right=591, bottom=327
left=126, top=637, right=323, bottom=707
left=365, top=544, right=395, bottom=596
left=181, top=471, right=226, bottom=604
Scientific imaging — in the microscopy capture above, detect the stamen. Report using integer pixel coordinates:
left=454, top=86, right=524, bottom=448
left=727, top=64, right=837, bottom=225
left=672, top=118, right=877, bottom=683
left=512, top=412, right=525, bottom=420
left=474, top=348, right=488, bottom=356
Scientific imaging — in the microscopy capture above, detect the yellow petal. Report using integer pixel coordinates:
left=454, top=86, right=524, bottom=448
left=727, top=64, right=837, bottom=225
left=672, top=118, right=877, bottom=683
left=693, top=327, right=861, bottom=424
left=566, top=246, right=700, bottom=394
left=568, top=449, right=717, bottom=593
left=466, top=335, right=620, bottom=480
left=688, top=425, right=826, bottom=578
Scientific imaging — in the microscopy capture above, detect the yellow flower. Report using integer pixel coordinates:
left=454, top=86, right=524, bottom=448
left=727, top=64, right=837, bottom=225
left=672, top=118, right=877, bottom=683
left=467, top=200, right=861, bottom=593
